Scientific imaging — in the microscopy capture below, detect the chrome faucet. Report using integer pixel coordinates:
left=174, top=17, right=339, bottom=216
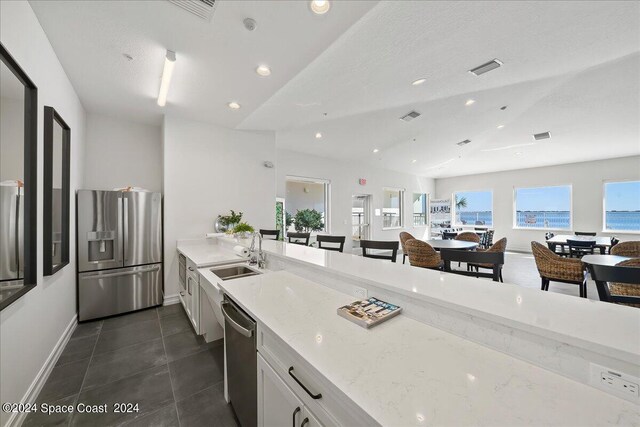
left=249, top=232, right=266, bottom=269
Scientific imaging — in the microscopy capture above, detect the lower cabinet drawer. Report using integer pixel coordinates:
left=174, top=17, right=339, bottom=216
left=257, top=325, right=378, bottom=427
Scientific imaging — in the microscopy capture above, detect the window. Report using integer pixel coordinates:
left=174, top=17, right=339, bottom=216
left=603, top=181, right=640, bottom=232
left=383, top=188, right=404, bottom=229
left=453, top=190, right=493, bottom=227
left=285, top=177, right=330, bottom=233
left=514, top=185, right=571, bottom=230
left=413, top=193, right=427, bottom=226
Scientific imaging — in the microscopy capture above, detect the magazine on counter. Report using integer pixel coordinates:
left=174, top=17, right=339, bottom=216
left=337, top=297, right=402, bottom=329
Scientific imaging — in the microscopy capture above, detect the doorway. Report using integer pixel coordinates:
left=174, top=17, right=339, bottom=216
left=352, top=194, right=372, bottom=249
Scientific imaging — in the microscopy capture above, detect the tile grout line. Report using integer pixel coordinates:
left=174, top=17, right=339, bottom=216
left=68, top=322, right=103, bottom=427
left=158, top=308, right=183, bottom=427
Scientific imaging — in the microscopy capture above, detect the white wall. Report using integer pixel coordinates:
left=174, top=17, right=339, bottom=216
left=163, top=115, right=276, bottom=298
left=0, top=2, right=86, bottom=426
left=276, top=149, right=435, bottom=251
left=435, top=156, right=640, bottom=252
left=84, top=113, right=162, bottom=192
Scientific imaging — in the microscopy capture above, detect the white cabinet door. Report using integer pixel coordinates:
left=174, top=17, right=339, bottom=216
left=302, top=408, right=324, bottom=427
left=258, top=353, right=304, bottom=427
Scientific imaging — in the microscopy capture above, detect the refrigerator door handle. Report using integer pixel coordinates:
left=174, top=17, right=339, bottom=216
left=116, top=195, right=124, bottom=263
left=81, top=264, right=160, bottom=280
left=123, top=196, right=129, bottom=263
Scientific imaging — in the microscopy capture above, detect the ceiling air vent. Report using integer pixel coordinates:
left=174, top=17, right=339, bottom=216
left=533, top=131, right=551, bottom=141
left=169, top=0, right=217, bottom=21
left=469, top=59, right=503, bottom=76
left=400, top=111, right=421, bottom=122
left=456, top=139, right=471, bottom=146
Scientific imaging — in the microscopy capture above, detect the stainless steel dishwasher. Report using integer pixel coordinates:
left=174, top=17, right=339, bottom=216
left=221, top=295, right=257, bottom=427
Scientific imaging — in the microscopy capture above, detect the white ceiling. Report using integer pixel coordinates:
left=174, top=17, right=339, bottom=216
left=30, top=0, right=640, bottom=178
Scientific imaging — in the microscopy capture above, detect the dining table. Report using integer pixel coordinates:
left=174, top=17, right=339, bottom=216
left=581, top=254, right=632, bottom=267
left=546, top=234, right=612, bottom=254
left=423, top=239, right=478, bottom=251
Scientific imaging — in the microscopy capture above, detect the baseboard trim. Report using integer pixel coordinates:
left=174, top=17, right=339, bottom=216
left=6, top=314, right=77, bottom=427
left=163, top=293, right=180, bottom=305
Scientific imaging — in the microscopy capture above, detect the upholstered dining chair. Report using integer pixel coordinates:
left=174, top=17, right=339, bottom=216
left=455, top=231, right=480, bottom=244
left=405, top=239, right=443, bottom=270
left=399, top=231, right=416, bottom=264
left=531, top=241, right=587, bottom=298
left=610, top=241, right=640, bottom=258
left=468, top=237, right=507, bottom=282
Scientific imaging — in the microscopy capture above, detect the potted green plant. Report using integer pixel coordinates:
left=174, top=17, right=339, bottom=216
left=232, top=222, right=255, bottom=239
left=216, top=210, right=243, bottom=232
left=293, top=209, right=324, bottom=232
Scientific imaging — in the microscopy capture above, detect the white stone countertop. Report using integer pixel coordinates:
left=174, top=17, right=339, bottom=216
left=211, top=236, right=640, bottom=366
left=219, top=270, right=639, bottom=426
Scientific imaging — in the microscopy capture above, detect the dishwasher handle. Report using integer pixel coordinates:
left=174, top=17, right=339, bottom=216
left=221, top=301, right=254, bottom=338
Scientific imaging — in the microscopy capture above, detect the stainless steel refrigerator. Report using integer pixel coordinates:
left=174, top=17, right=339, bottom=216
left=0, top=185, right=23, bottom=282
left=77, top=190, right=162, bottom=321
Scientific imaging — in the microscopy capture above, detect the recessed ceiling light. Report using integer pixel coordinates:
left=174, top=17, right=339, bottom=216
left=497, top=124, right=504, bottom=129
left=373, top=148, right=379, bottom=153
left=256, top=65, right=271, bottom=77
left=465, top=99, right=475, bottom=106
left=310, top=0, right=330, bottom=15
left=411, top=78, right=427, bottom=86
left=228, top=101, right=241, bottom=110
left=315, top=132, right=322, bottom=139
left=411, top=159, right=417, bottom=163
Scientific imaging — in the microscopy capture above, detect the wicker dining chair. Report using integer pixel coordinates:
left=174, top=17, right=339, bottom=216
left=399, top=231, right=416, bottom=264
left=610, top=241, right=640, bottom=258
left=531, top=241, right=587, bottom=297
left=609, top=258, right=640, bottom=307
left=405, top=239, right=443, bottom=270
left=469, top=238, right=507, bottom=282
left=455, top=231, right=481, bottom=244
left=587, top=258, right=640, bottom=308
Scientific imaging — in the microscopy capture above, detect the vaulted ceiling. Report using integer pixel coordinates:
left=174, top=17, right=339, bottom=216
left=30, top=0, right=640, bottom=177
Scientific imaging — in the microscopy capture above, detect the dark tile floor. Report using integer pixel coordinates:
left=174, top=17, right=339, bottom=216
left=25, top=305, right=237, bottom=427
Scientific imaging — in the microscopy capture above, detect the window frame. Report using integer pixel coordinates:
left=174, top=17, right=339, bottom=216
left=382, top=187, right=405, bottom=230
left=512, top=184, right=573, bottom=231
left=602, top=179, right=640, bottom=234
left=412, top=192, right=429, bottom=228
left=285, top=175, right=331, bottom=233
left=452, top=189, right=494, bottom=228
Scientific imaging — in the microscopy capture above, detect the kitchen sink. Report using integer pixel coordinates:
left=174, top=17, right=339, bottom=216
left=210, top=264, right=262, bottom=281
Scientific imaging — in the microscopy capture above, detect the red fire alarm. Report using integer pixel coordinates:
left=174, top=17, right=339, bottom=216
left=358, top=178, right=367, bottom=186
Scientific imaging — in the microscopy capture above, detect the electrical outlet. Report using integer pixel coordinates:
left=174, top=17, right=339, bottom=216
left=353, top=286, right=368, bottom=300
left=590, top=363, right=639, bottom=402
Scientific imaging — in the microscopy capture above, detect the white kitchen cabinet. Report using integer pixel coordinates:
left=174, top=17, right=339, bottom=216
left=258, top=353, right=323, bottom=427
left=186, top=258, right=201, bottom=333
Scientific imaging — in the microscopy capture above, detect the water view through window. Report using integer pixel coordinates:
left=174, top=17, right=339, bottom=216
left=514, top=185, right=571, bottom=229
left=454, top=191, right=493, bottom=226
left=604, top=181, right=640, bottom=231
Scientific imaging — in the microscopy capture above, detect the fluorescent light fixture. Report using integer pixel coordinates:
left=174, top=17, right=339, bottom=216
left=256, top=65, right=271, bottom=77
left=157, top=50, right=176, bottom=107
left=373, top=148, right=379, bottom=153
left=469, top=59, right=503, bottom=76
left=412, top=78, right=427, bottom=86
left=310, top=0, right=330, bottom=14
left=315, top=132, right=322, bottom=139
left=228, top=101, right=241, bottom=110
left=465, top=99, right=475, bottom=106
left=481, top=142, right=535, bottom=152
